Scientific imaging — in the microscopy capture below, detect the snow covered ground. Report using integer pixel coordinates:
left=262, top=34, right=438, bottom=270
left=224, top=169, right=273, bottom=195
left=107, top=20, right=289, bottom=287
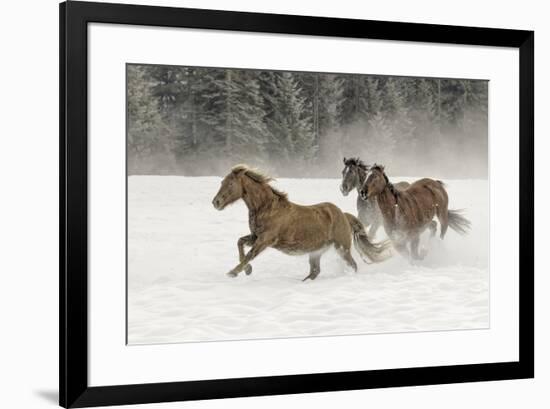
left=127, top=176, right=489, bottom=345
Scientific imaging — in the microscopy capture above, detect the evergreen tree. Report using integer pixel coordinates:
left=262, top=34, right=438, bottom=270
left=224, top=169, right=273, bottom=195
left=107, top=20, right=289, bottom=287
left=407, top=78, right=438, bottom=141
left=127, top=65, right=173, bottom=173
left=361, top=77, right=383, bottom=117
left=380, top=78, right=405, bottom=119
left=377, top=77, right=415, bottom=167
left=415, top=79, right=438, bottom=119
left=147, top=65, right=200, bottom=167
left=440, top=79, right=468, bottom=127
left=126, top=64, right=489, bottom=178
left=317, top=74, right=345, bottom=137
left=199, top=67, right=227, bottom=152
left=194, top=69, right=271, bottom=166
left=227, top=70, right=270, bottom=163
left=175, top=67, right=207, bottom=158
left=297, top=73, right=345, bottom=159
left=336, top=74, right=368, bottom=126
left=266, top=72, right=315, bottom=168
left=367, top=113, right=395, bottom=165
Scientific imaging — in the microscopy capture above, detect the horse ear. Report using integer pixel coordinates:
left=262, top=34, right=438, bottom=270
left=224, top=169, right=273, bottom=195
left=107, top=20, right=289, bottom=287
left=343, top=157, right=347, bottom=164
left=231, top=165, right=247, bottom=176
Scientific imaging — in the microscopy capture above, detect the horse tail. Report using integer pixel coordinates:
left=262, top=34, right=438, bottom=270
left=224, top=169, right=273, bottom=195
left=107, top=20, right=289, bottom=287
left=344, top=213, right=392, bottom=263
left=447, top=209, right=471, bottom=235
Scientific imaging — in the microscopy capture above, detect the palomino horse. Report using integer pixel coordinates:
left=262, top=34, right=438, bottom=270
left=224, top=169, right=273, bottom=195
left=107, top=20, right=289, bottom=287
left=339, top=157, right=415, bottom=239
left=359, top=164, right=471, bottom=261
left=212, top=164, right=391, bottom=281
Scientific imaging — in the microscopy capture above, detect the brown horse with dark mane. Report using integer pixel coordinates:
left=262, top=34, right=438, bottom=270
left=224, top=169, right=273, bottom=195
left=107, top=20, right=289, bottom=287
left=340, top=157, right=419, bottom=239
left=359, top=164, right=471, bottom=261
left=212, top=164, right=391, bottom=281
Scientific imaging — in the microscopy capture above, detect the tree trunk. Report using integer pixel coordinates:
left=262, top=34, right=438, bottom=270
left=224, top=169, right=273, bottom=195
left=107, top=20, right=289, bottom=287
left=437, top=78, right=442, bottom=133
left=189, top=69, right=197, bottom=148
left=225, top=70, right=233, bottom=154
left=314, top=73, right=319, bottom=149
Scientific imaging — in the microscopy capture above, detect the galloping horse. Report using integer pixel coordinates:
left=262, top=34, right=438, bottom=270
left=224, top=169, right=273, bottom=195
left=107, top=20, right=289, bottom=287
left=212, top=164, right=391, bottom=281
left=359, top=164, right=471, bottom=261
left=340, top=157, right=413, bottom=239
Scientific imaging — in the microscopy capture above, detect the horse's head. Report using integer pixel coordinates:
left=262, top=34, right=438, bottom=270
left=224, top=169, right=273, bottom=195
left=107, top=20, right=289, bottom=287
left=213, top=164, right=283, bottom=210
left=340, top=157, right=368, bottom=197
left=212, top=167, right=246, bottom=210
left=360, top=164, right=387, bottom=200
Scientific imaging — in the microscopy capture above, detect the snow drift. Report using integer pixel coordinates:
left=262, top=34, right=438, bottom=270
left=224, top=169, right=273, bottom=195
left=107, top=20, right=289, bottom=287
left=127, top=176, right=489, bottom=345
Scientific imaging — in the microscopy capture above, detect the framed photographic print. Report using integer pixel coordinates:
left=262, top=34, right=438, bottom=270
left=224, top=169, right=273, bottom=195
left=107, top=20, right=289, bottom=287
left=60, top=1, right=534, bottom=407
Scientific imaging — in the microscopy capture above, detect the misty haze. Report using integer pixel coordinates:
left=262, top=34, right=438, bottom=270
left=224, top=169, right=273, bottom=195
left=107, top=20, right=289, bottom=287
left=127, top=64, right=488, bottom=179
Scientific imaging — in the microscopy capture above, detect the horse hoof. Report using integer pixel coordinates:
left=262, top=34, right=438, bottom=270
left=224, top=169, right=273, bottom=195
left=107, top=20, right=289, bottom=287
left=244, top=265, right=252, bottom=275
left=226, top=271, right=238, bottom=278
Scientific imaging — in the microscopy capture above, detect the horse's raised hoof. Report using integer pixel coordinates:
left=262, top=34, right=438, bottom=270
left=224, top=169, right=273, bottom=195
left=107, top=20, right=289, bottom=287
left=226, top=271, right=238, bottom=278
left=244, top=265, right=252, bottom=275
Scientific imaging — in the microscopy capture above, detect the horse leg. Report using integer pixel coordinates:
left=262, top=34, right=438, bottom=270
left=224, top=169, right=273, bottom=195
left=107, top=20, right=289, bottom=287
left=367, top=219, right=380, bottom=241
left=393, top=240, right=410, bottom=261
left=227, top=238, right=270, bottom=277
left=428, top=220, right=437, bottom=238
left=303, top=253, right=322, bottom=281
left=237, top=234, right=256, bottom=275
left=410, top=235, right=427, bottom=260
left=337, top=247, right=358, bottom=273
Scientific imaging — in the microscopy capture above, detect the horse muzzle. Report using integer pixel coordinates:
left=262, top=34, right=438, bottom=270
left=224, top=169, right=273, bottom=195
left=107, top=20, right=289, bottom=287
left=212, top=197, right=223, bottom=210
left=339, top=184, right=349, bottom=196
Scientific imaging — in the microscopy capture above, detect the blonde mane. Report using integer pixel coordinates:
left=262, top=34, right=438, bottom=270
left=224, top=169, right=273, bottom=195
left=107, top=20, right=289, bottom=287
left=232, top=164, right=288, bottom=199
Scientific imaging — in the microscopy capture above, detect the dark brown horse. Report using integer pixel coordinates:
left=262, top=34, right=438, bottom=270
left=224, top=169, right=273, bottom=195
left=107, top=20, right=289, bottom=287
left=340, top=157, right=414, bottom=239
left=359, top=164, right=471, bottom=261
left=212, top=164, right=391, bottom=281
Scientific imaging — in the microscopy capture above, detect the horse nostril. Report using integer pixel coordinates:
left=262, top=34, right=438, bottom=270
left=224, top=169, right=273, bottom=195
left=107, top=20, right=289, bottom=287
left=341, top=185, right=349, bottom=196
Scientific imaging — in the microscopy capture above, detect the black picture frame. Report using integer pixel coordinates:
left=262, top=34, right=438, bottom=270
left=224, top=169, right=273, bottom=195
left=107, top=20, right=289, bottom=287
left=60, top=1, right=534, bottom=407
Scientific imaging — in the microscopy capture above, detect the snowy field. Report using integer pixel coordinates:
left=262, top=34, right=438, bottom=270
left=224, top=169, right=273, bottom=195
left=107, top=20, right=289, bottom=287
left=127, top=176, right=489, bottom=345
